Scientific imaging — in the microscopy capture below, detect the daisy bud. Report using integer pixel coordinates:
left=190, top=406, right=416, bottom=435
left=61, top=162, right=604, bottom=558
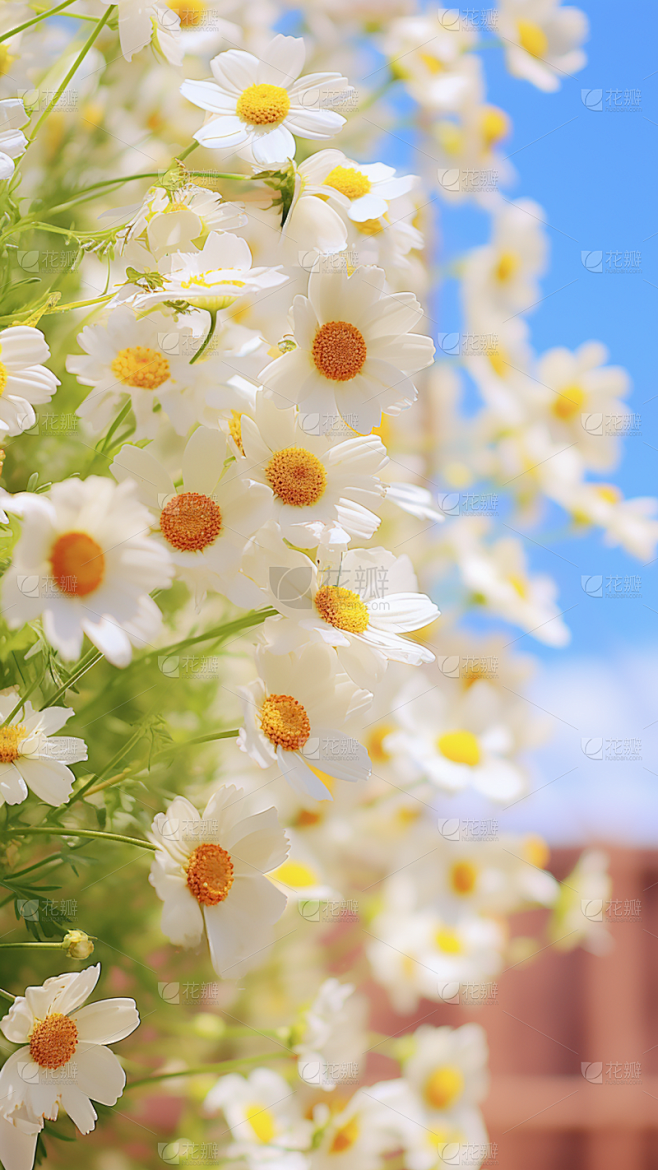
left=62, top=929, right=94, bottom=959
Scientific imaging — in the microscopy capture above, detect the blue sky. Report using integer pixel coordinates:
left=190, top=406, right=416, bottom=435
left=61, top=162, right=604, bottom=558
left=344, top=0, right=657, bottom=662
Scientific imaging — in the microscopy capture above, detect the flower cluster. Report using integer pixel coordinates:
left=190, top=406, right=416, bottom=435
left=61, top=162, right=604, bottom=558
left=0, top=1, right=635, bottom=1169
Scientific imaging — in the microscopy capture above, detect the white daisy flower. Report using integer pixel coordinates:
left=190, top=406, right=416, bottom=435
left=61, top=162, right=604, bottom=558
left=115, top=230, right=287, bottom=312
left=312, top=1081, right=408, bottom=1170
left=532, top=341, right=630, bottom=471
left=557, top=480, right=658, bottom=562
left=0, top=690, right=87, bottom=808
left=320, top=152, right=417, bottom=224
left=149, top=787, right=289, bottom=977
left=0, top=98, right=28, bottom=181
left=247, top=536, right=439, bottom=690
left=462, top=199, right=548, bottom=323
left=402, top=1024, right=489, bottom=1118
left=549, top=849, right=611, bottom=954
left=293, top=978, right=365, bottom=1091
left=166, top=0, right=242, bottom=57
left=0, top=327, right=59, bottom=438
left=280, top=150, right=350, bottom=265
left=385, top=683, right=526, bottom=801
left=237, top=642, right=372, bottom=801
left=1, top=477, right=174, bottom=667
left=110, top=426, right=271, bottom=606
left=67, top=307, right=212, bottom=439
left=237, top=395, right=388, bottom=547
left=180, top=34, right=351, bottom=166
left=498, top=0, right=588, bottom=93
left=0, top=964, right=139, bottom=1155
left=383, top=14, right=479, bottom=111
left=99, top=0, right=183, bottom=65
left=261, top=265, right=435, bottom=435
left=203, top=1067, right=312, bottom=1154
left=120, top=183, right=246, bottom=260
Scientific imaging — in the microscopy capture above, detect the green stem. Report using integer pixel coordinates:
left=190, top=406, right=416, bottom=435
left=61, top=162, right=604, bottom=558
left=0, top=988, right=15, bottom=1003
left=2, top=673, right=43, bottom=726
left=177, top=142, right=199, bottom=162
left=28, top=6, right=114, bottom=144
left=126, top=1052, right=282, bottom=1090
left=0, top=941, right=70, bottom=950
left=147, top=608, right=276, bottom=662
left=1, top=826, right=156, bottom=851
left=153, top=729, right=240, bottom=757
left=43, top=648, right=103, bottom=708
left=185, top=171, right=253, bottom=181
left=0, top=0, right=78, bottom=42
left=189, top=309, right=217, bottom=365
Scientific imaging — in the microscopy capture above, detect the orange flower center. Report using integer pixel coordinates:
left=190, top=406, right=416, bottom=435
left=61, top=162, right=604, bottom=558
left=0, top=725, right=27, bottom=764
left=312, top=321, right=367, bottom=381
left=314, top=585, right=369, bottom=633
left=111, top=346, right=170, bottom=390
left=265, top=447, right=327, bottom=507
left=50, top=532, right=105, bottom=596
left=450, top=860, right=477, bottom=895
left=29, top=1013, right=78, bottom=1070
left=160, top=492, right=222, bottom=551
left=260, top=694, right=310, bottom=752
left=236, top=83, right=291, bottom=126
left=186, top=843, right=234, bottom=905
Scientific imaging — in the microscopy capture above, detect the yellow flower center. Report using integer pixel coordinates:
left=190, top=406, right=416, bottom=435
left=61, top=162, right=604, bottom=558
left=517, top=20, right=549, bottom=58
left=295, top=808, right=322, bottom=827
left=167, top=0, right=205, bottom=27
left=418, top=51, right=445, bottom=75
left=160, top=492, right=222, bottom=552
left=265, top=447, right=327, bottom=507
left=480, top=105, right=509, bottom=148
left=356, top=217, right=385, bottom=236
left=0, top=47, right=15, bottom=77
left=312, top=321, right=367, bottom=382
left=50, top=532, right=105, bottom=597
left=424, top=1066, right=465, bottom=1110
left=260, top=694, right=311, bottom=752
left=595, top=484, right=622, bottom=505
left=29, top=1013, right=78, bottom=1070
left=0, top=725, right=27, bottom=764
left=495, top=251, right=519, bottom=283
left=522, top=833, right=550, bottom=869
left=236, top=83, right=291, bottom=126
left=330, top=1118, right=360, bottom=1154
left=487, top=348, right=509, bottom=378
left=438, top=122, right=464, bottom=156
left=186, top=842, right=234, bottom=905
left=228, top=410, right=244, bottom=454
left=552, top=382, right=585, bottom=420
left=509, top=575, right=527, bottom=598
left=435, top=928, right=463, bottom=955
left=366, top=723, right=394, bottom=764
left=437, top=730, right=480, bottom=767
left=314, top=585, right=369, bottom=634
left=271, top=860, right=317, bottom=887
left=246, top=1103, right=276, bottom=1143
left=324, top=166, right=372, bottom=201
left=0, top=360, right=7, bottom=395
left=450, top=860, right=478, bottom=895
left=111, top=346, right=171, bottom=391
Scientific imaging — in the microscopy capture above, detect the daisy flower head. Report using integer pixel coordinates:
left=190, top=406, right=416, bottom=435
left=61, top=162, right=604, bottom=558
left=149, top=787, right=289, bottom=977
left=167, top=0, right=243, bottom=57
left=99, top=0, right=183, bottom=65
left=1, top=477, right=174, bottom=667
left=247, top=535, right=439, bottom=690
left=0, top=690, right=87, bottom=808
left=0, top=326, right=59, bottom=438
left=0, top=964, right=139, bottom=1160
left=261, top=265, right=435, bottom=435
left=110, top=425, right=271, bottom=606
left=116, top=230, right=287, bottom=312
left=120, top=183, right=247, bottom=260
left=67, top=307, right=213, bottom=439
left=402, top=1023, right=489, bottom=1118
left=385, top=679, right=526, bottom=801
left=0, top=98, right=28, bottom=181
left=237, top=394, right=388, bottom=547
left=180, top=34, right=352, bottom=165
left=237, top=641, right=372, bottom=801
left=203, top=1067, right=312, bottom=1153
left=498, top=0, right=588, bottom=92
